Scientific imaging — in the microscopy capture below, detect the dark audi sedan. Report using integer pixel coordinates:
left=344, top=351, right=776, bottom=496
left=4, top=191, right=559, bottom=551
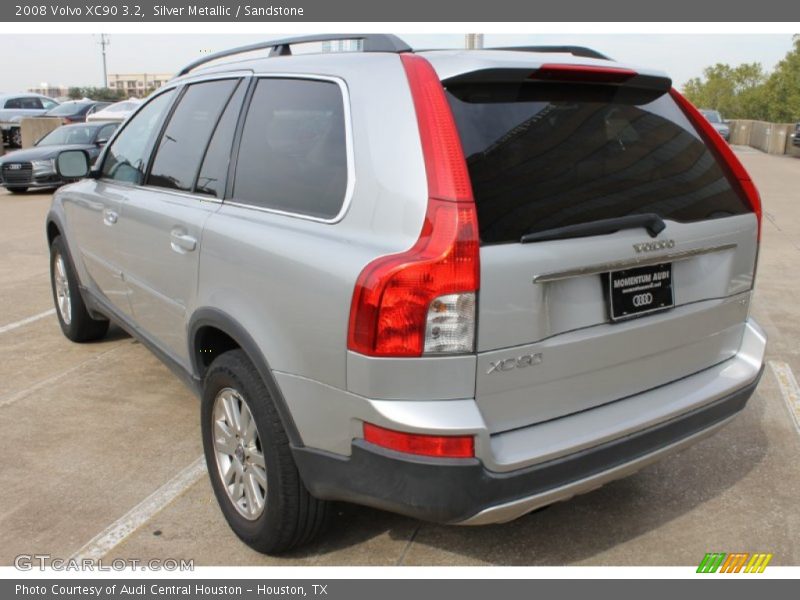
left=0, top=121, right=118, bottom=193
left=41, top=100, right=112, bottom=124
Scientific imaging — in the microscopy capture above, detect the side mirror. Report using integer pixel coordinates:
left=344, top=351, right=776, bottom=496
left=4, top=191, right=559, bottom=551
left=56, top=149, right=91, bottom=180
left=96, top=138, right=108, bottom=147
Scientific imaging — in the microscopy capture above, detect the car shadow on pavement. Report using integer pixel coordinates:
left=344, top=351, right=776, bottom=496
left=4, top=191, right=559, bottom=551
left=281, top=392, right=770, bottom=565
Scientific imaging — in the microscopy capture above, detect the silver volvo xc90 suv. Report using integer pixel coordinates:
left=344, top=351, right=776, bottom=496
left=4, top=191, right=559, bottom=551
left=46, top=34, right=766, bottom=553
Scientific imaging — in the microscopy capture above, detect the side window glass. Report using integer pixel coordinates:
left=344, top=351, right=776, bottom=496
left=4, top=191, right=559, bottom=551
left=101, top=90, right=175, bottom=185
left=41, top=99, right=57, bottom=110
left=96, top=123, right=118, bottom=142
left=5, top=99, right=21, bottom=109
left=195, top=81, right=247, bottom=198
left=232, top=78, right=349, bottom=219
left=148, top=79, right=239, bottom=192
left=21, top=98, right=42, bottom=109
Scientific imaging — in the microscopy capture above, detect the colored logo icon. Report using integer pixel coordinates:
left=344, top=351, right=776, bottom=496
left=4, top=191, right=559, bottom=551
left=697, top=553, right=773, bottom=573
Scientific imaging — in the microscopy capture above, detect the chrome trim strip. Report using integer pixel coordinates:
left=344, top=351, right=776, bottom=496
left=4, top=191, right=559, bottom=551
left=532, top=243, right=738, bottom=283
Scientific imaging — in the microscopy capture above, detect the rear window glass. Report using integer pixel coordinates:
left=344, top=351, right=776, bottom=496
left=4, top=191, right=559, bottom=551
left=446, top=83, right=751, bottom=245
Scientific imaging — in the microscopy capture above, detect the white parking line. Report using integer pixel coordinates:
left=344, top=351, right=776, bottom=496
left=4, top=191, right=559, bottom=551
left=0, top=344, right=127, bottom=409
left=71, top=456, right=207, bottom=561
left=0, top=308, right=55, bottom=334
left=769, top=360, right=800, bottom=436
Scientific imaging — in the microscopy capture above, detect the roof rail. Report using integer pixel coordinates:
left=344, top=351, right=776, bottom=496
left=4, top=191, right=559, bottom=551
left=486, top=46, right=612, bottom=61
left=177, top=34, right=413, bottom=76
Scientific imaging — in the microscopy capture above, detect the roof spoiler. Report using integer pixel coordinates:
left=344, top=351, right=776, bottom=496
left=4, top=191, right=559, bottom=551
left=445, top=64, right=672, bottom=94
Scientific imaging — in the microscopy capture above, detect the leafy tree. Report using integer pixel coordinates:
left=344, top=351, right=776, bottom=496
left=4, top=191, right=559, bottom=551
left=683, top=63, right=769, bottom=119
left=683, top=35, right=800, bottom=122
left=65, top=87, right=125, bottom=102
left=761, top=35, right=800, bottom=122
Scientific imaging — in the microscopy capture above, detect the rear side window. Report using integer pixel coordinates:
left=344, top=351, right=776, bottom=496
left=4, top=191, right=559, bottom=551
left=446, top=83, right=751, bottom=244
left=148, top=79, right=240, bottom=192
left=232, top=78, right=348, bottom=220
left=20, top=97, right=43, bottom=109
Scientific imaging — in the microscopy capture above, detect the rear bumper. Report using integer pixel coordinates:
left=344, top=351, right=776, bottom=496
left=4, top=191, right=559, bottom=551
left=293, top=318, right=766, bottom=524
left=294, top=368, right=761, bottom=524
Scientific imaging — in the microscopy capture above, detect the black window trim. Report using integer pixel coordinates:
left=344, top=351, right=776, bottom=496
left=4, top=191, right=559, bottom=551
left=190, top=78, right=247, bottom=199
left=96, top=72, right=252, bottom=203
left=143, top=76, right=245, bottom=197
left=223, top=72, right=356, bottom=224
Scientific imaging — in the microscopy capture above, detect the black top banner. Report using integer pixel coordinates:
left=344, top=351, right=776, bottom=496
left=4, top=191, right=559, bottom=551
left=3, top=0, right=800, bottom=21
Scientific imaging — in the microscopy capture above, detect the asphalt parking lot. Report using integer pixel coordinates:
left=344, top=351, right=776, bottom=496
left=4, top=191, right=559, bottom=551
left=0, top=147, right=798, bottom=567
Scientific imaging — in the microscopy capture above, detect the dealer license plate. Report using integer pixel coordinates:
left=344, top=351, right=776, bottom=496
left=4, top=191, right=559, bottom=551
left=608, top=263, right=674, bottom=321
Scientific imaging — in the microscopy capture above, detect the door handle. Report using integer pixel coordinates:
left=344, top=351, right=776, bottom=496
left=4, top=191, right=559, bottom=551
left=103, top=209, right=118, bottom=226
left=170, top=229, right=197, bottom=253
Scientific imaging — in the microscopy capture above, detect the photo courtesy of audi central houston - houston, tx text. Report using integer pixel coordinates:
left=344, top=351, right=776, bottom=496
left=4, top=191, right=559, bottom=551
left=1, top=28, right=799, bottom=576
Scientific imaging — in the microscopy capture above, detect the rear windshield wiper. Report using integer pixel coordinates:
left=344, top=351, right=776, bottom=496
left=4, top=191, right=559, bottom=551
left=520, top=213, right=666, bottom=244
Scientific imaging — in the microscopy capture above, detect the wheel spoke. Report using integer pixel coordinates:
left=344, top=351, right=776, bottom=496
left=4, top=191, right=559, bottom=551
left=221, top=394, right=239, bottom=433
left=239, top=403, right=252, bottom=440
left=243, top=416, right=257, bottom=445
left=214, top=420, right=236, bottom=447
left=220, top=461, right=236, bottom=484
left=232, top=468, right=244, bottom=501
left=243, top=473, right=256, bottom=514
left=245, top=472, right=264, bottom=513
left=249, top=464, right=267, bottom=489
left=248, top=449, right=265, bottom=469
left=214, top=434, right=237, bottom=457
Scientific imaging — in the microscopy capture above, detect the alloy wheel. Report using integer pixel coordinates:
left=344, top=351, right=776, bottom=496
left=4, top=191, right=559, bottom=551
left=211, top=387, right=267, bottom=520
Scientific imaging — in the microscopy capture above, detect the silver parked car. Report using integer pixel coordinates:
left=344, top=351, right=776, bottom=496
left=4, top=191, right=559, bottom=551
left=0, top=93, right=60, bottom=147
left=46, top=35, right=766, bottom=554
left=699, top=108, right=731, bottom=141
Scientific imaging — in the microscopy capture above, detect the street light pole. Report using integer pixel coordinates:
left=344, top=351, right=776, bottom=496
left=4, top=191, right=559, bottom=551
left=99, top=34, right=110, bottom=87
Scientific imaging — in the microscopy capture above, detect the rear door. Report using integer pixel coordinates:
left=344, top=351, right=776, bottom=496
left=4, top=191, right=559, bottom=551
left=442, top=63, right=759, bottom=433
left=114, top=77, right=246, bottom=366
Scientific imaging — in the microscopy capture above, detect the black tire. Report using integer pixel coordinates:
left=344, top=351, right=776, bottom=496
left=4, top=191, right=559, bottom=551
left=11, top=128, right=22, bottom=148
left=49, top=235, right=109, bottom=342
left=201, top=349, right=330, bottom=554
left=7, top=187, right=28, bottom=194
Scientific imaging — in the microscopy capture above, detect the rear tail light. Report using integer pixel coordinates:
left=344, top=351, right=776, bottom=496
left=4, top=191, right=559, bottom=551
left=670, top=89, right=762, bottom=240
left=347, top=54, right=479, bottom=357
left=363, top=422, right=475, bottom=458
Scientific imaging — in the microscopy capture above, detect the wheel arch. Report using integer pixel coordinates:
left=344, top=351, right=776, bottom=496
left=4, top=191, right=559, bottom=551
left=189, top=307, right=303, bottom=446
left=46, top=213, right=64, bottom=246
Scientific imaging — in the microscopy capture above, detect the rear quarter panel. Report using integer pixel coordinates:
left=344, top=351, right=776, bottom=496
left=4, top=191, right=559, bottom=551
left=195, top=54, right=429, bottom=390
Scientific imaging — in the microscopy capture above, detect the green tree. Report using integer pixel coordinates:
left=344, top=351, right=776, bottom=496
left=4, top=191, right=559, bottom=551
left=683, top=62, right=769, bottom=119
left=682, top=35, right=800, bottom=122
left=761, top=35, right=800, bottom=122
left=64, top=87, right=125, bottom=102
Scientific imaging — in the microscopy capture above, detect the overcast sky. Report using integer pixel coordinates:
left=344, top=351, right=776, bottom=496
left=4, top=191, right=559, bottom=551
left=0, top=33, right=793, bottom=93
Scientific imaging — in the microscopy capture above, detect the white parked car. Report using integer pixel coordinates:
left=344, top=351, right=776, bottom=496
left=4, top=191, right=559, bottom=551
left=85, top=98, right=143, bottom=123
